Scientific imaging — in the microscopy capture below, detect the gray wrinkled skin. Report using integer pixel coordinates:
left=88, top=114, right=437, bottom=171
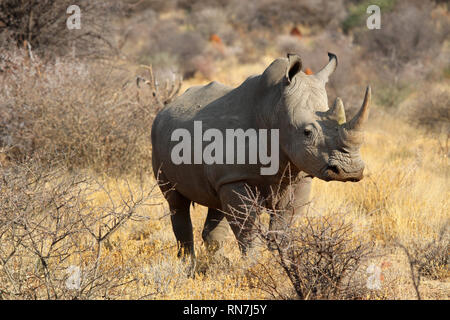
left=151, top=53, right=371, bottom=258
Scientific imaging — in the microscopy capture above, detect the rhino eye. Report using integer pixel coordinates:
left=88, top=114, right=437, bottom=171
left=304, top=129, right=312, bottom=137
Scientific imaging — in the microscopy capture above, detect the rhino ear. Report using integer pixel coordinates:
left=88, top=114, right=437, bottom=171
left=286, top=53, right=302, bottom=84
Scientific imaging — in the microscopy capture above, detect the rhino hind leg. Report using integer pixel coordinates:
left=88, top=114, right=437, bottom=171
left=202, top=208, right=230, bottom=253
left=166, top=192, right=194, bottom=259
left=156, top=171, right=195, bottom=260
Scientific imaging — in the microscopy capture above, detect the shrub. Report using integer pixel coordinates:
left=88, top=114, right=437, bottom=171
left=350, top=1, right=449, bottom=110
left=229, top=0, right=347, bottom=31
left=0, top=49, right=181, bottom=175
left=229, top=181, right=373, bottom=300
left=342, top=0, right=397, bottom=33
left=262, top=214, right=373, bottom=299
left=404, top=87, right=450, bottom=158
left=398, top=223, right=449, bottom=299
left=354, top=1, right=448, bottom=75
left=407, top=88, right=450, bottom=135
left=139, top=17, right=208, bottom=79
left=0, top=160, right=157, bottom=299
left=0, top=0, right=122, bottom=58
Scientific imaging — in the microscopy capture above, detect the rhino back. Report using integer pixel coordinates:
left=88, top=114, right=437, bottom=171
left=163, top=81, right=231, bottom=120
left=152, top=81, right=231, bottom=161
left=151, top=81, right=234, bottom=207
left=151, top=76, right=280, bottom=208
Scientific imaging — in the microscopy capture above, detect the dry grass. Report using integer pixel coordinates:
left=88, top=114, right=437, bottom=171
left=1, top=52, right=449, bottom=300
left=0, top=50, right=180, bottom=175
left=0, top=0, right=448, bottom=299
left=103, top=112, right=448, bottom=300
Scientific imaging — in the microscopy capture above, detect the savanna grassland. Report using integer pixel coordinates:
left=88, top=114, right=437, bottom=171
left=0, top=0, right=448, bottom=299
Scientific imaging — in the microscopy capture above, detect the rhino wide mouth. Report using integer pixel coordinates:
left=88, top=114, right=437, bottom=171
left=319, top=164, right=364, bottom=182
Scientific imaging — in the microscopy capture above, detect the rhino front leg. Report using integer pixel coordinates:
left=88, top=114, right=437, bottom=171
left=219, top=183, right=259, bottom=255
left=269, top=175, right=312, bottom=248
left=202, top=208, right=230, bottom=253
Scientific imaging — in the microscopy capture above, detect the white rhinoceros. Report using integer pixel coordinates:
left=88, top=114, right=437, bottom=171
left=151, top=53, right=371, bottom=258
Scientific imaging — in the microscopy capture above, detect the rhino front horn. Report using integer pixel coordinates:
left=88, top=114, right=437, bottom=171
left=348, top=86, right=371, bottom=131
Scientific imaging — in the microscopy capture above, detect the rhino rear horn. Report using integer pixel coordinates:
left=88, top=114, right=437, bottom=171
left=315, top=52, right=337, bottom=83
left=329, top=97, right=346, bottom=125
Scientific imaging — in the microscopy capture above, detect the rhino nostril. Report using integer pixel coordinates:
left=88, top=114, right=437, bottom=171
left=327, top=165, right=341, bottom=175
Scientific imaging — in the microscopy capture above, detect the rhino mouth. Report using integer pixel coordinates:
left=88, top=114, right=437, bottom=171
left=320, top=164, right=364, bottom=182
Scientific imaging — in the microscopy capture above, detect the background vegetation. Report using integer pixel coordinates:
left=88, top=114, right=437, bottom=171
left=0, top=0, right=448, bottom=299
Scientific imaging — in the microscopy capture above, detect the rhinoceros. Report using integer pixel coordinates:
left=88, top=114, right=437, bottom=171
left=151, top=53, right=371, bottom=259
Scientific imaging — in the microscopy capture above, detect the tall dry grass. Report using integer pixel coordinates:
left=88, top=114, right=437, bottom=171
left=0, top=0, right=448, bottom=299
left=0, top=50, right=181, bottom=175
left=1, top=49, right=448, bottom=300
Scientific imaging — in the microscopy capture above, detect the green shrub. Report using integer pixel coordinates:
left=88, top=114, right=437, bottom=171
left=342, top=0, right=396, bottom=33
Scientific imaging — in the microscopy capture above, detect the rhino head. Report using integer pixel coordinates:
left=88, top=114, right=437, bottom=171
left=264, top=53, right=371, bottom=182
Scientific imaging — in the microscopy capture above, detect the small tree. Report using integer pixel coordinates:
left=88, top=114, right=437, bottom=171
left=0, top=0, right=121, bottom=58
